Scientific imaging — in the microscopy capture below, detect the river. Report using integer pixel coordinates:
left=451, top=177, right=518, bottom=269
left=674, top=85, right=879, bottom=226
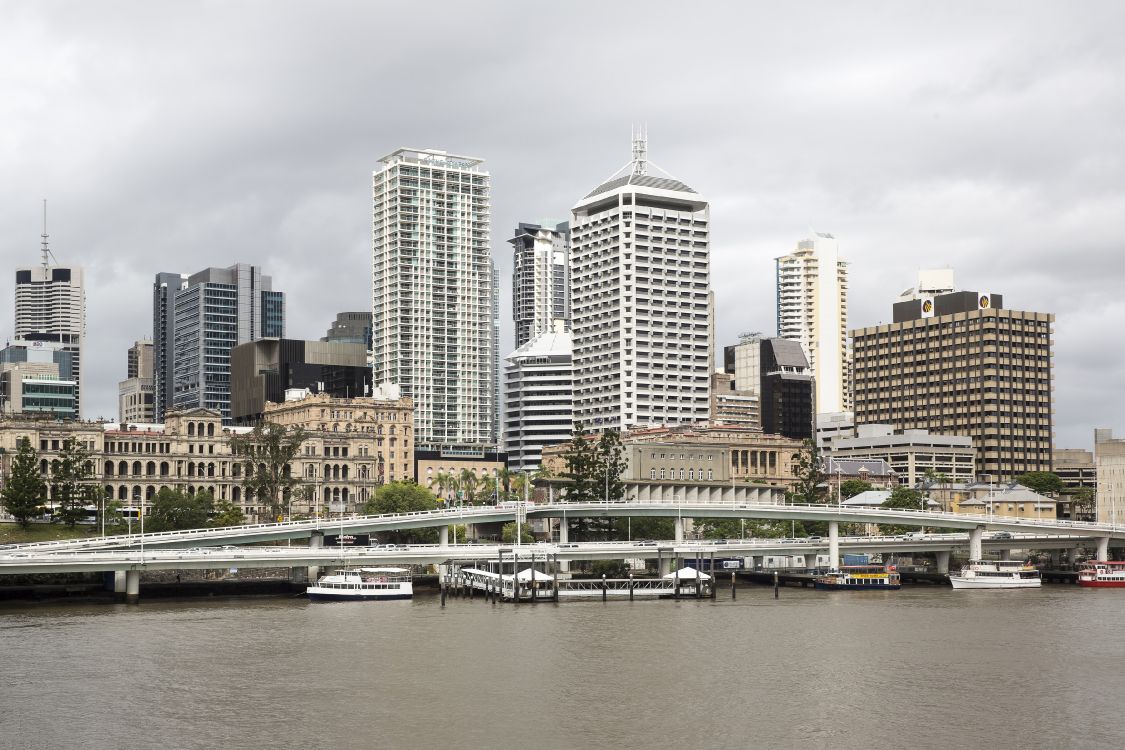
left=1, top=586, right=1122, bottom=750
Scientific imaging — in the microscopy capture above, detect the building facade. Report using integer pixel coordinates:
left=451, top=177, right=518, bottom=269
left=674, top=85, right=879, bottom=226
left=827, top=425, right=976, bottom=487
left=372, top=148, right=498, bottom=450
left=851, top=289, right=1053, bottom=483
left=511, top=221, right=570, bottom=349
left=775, top=233, right=849, bottom=413
left=230, top=339, right=372, bottom=424
left=165, top=264, right=285, bottom=423
left=709, top=372, right=760, bottom=429
left=118, top=340, right=155, bottom=425
left=503, top=327, right=573, bottom=472
left=1095, top=429, right=1125, bottom=526
left=15, top=262, right=85, bottom=417
left=322, top=311, right=373, bottom=349
left=152, top=272, right=187, bottom=423
left=569, top=136, right=712, bottom=432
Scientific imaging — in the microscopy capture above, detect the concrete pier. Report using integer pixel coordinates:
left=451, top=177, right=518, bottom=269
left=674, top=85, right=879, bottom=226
left=439, top=525, right=448, bottom=548
left=114, top=571, right=127, bottom=601
left=999, top=549, right=1012, bottom=561
left=125, top=570, right=140, bottom=604
left=828, top=521, right=840, bottom=571
left=557, top=521, right=570, bottom=573
left=674, top=518, right=684, bottom=543
left=307, top=531, right=324, bottom=583
left=969, top=526, right=984, bottom=560
left=803, top=553, right=816, bottom=570
left=936, top=551, right=950, bottom=575
left=1068, top=548, right=1080, bottom=565
left=1097, top=536, right=1110, bottom=561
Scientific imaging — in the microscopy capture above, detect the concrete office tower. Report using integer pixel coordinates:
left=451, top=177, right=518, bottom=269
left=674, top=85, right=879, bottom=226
left=152, top=272, right=187, bottom=422
left=504, top=325, right=573, bottom=472
left=511, top=221, right=570, bottom=349
left=372, top=148, right=498, bottom=450
left=322, top=312, right=373, bottom=348
left=1095, top=429, right=1125, bottom=526
left=570, top=132, right=712, bottom=432
left=852, top=289, right=1053, bottom=482
left=15, top=218, right=85, bottom=416
left=759, top=338, right=814, bottom=440
left=775, top=233, right=849, bottom=413
left=118, top=340, right=155, bottom=424
left=162, top=264, right=285, bottom=423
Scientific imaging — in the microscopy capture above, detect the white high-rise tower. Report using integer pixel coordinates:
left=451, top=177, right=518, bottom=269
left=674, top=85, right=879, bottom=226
left=15, top=205, right=86, bottom=417
left=372, top=148, right=498, bottom=449
left=569, top=131, right=712, bottom=432
left=775, top=233, right=850, bottom=413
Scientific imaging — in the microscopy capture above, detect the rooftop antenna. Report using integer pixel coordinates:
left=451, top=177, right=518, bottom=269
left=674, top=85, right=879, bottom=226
left=631, top=124, right=648, bottom=176
left=40, top=200, right=57, bottom=268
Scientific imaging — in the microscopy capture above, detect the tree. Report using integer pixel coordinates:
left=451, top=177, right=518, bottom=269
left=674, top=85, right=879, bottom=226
left=147, top=488, right=215, bottom=532
left=839, top=479, right=874, bottom=501
left=501, top=521, right=534, bottom=544
left=592, top=430, right=627, bottom=503
left=1016, top=471, right=1064, bottom=496
left=561, top=422, right=598, bottom=503
left=623, top=516, right=674, bottom=540
left=230, top=422, right=306, bottom=521
left=791, top=439, right=826, bottom=505
left=211, top=500, right=246, bottom=527
left=1069, top=487, right=1096, bottom=520
left=434, top=471, right=455, bottom=505
left=1, top=438, right=46, bottom=527
left=364, top=481, right=439, bottom=544
left=879, top=486, right=924, bottom=535
left=458, top=468, right=479, bottom=506
left=50, top=438, right=97, bottom=528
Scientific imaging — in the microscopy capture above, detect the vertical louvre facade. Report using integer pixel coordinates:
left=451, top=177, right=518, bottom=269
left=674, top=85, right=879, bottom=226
left=372, top=148, right=498, bottom=450
left=851, top=291, right=1053, bottom=483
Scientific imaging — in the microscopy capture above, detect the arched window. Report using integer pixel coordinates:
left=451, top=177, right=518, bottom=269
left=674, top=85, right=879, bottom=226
left=105, top=461, right=115, bottom=477
left=132, top=486, right=142, bottom=501
left=188, top=422, right=196, bottom=436
left=187, top=463, right=196, bottom=477
left=118, top=485, right=128, bottom=500
left=160, top=461, right=169, bottom=476
left=207, top=423, right=215, bottom=437
left=146, top=486, right=155, bottom=500
left=40, top=459, right=48, bottom=475
left=118, top=460, right=128, bottom=475
left=146, top=461, right=156, bottom=476
left=132, top=461, right=142, bottom=476
left=232, top=487, right=241, bottom=503
left=341, top=466, right=349, bottom=480
left=208, top=463, right=215, bottom=477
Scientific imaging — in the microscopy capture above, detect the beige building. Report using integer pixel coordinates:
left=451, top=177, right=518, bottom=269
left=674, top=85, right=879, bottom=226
left=416, top=449, right=508, bottom=501
left=1095, top=429, right=1125, bottom=526
left=709, top=372, right=760, bottom=429
left=827, top=425, right=976, bottom=486
left=852, top=290, right=1053, bottom=483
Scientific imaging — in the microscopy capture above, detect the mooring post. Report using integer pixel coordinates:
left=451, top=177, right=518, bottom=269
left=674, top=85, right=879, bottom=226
left=553, top=553, right=559, bottom=603
left=731, top=570, right=736, bottom=600
left=774, top=570, right=779, bottom=598
left=710, top=552, right=716, bottom=599
left=440, top=579, right=446, bottom=607
left=602, top=573, right=607, bottom=602
left=629, top=572, right=634, bottom=601
left=513, top=551, right=520, bottom=606
left=674, top=569, right=680, bottom=599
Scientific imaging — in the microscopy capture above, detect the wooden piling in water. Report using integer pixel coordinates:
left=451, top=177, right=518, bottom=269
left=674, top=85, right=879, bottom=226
left=773, top=570, right=779, bottom=598
left=730, top=570, right=736, bottom=600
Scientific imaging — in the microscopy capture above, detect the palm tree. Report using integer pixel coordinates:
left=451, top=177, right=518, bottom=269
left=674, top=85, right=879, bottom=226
left=459, top=468, right=479, bottom=507
left=434, top=471, right=454, bottom=506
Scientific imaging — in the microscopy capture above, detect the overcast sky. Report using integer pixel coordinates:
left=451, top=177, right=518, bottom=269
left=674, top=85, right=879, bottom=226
left=2, top=1, right=1123, bottom=449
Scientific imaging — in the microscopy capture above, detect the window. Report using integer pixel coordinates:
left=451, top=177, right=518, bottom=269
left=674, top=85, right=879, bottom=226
left=650, top=469, right=656, bottom=479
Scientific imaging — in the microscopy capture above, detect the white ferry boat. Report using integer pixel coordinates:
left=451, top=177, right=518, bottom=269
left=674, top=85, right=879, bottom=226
left=949, top=560, right=1041, bottom=589
left=306, top=567, right=413, bottom=601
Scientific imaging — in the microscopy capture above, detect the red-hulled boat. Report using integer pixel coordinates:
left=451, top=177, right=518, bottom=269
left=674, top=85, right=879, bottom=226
left=1078, top=561, right=1125, bottom=588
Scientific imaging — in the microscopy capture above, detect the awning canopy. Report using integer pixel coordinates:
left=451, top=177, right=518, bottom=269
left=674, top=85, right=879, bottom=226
left=663, top=566, right=711, bottom=581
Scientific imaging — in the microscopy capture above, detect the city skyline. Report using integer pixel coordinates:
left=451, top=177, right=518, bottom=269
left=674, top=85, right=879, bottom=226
left=1, top=2, right=1123, bottom=448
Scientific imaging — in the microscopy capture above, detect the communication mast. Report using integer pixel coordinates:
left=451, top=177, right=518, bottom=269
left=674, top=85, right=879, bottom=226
left=631, top=124, right=648, bottom=176
left=40, top=199, right=58, bottom=268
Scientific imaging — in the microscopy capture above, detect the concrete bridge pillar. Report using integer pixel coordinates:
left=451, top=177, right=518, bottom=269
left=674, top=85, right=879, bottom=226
left=935, top=551, right=950, bottom=575
left=1048, top=550, right=1061, bottom=567
left=557, top=520, right=570, bottom=573
left=125, top=569, right=140, bottom=604
left=969, top=526, right=984, bottom=561
left=1068, top=548, right=1079, bottom=565
left=828, top=521, right=840, bottom=571
left=439, top=525, right=449, bottom=548
left=803, top=553, right=816, bottom=571
left=659, top=556, right=672, bottom=576
left=113, top=571, right=127, bottom=601
left=307, top=530, right=324, bottom=583
left=1097, top=536, right=1110, bottom=561
left=999, top=549, right=1012, bottom=561
left=674, top=517, right=684, bottom=543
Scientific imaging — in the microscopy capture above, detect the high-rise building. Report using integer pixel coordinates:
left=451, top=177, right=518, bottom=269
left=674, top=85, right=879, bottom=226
left=775, top=233, right=849, bottom=413
left=15, top=219, right=85, bottom=417
left=708, top=372, right=760, bottom=429
left=371, top=148, right=498, bottom=450
left=0, top=340, right=77, bottom=420
left=503, top=325, right=573, bottom=472
left=570, top=133, right=712, bottom=432
left=511, top=221, right=570, bottom=349
left=157, top=264, right=284, bottom=423
left=1095, top=429, right=1125, bottom=526
left=759, top=338, right=814, bottom=440
left=152, top=272, right=187, bottom=422
left=118, top=340, right=155, bottom=424
left=230, top=338, right=373, bottom=424
left=851, top=289, right=1053, bottom=482
left=322, top=312, right=373, bottom=349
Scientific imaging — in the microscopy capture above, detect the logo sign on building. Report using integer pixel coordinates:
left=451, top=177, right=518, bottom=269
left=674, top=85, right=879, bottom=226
left=920, top=297, right=935, bottom=318
left=978, top=292, right=992, bottom=310
left=325, top=534, right=371, bottom=547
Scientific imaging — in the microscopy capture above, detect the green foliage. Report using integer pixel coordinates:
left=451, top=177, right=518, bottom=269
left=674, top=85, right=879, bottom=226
left=590, top=559, right=628, bottom=578
left=1016, top=471, right=1064, bottom=496
left=624, top=516, right=675, bottom=540
left=501, top=521, right=534, bottom=544
left=561, top=422, right=598, bottom=503
left=1069, top=487, right=1095, bottom=519
left=50, top=438, right=97, bottom=528
left=364, top=481, right=439, bottom=544
left=211, top=500, right=246, bottom=527
left=593, top=430, right=627, bottom=503
left=147, top=488, right=215, bottom=532
left=231, top=422, right=306, bottom=521
left=99, top=497, right=129, bottom=535
left=791, top=440, right=827, bottom=505
left=839, top=479, right=874, bottom=501
left=1, top=438, right=46, bottom=527
left=879, top=486, right=924, bottom=534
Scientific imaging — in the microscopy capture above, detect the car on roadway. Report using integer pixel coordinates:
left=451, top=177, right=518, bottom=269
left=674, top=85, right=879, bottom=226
left=990, top=531, right=1013, bottom=540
